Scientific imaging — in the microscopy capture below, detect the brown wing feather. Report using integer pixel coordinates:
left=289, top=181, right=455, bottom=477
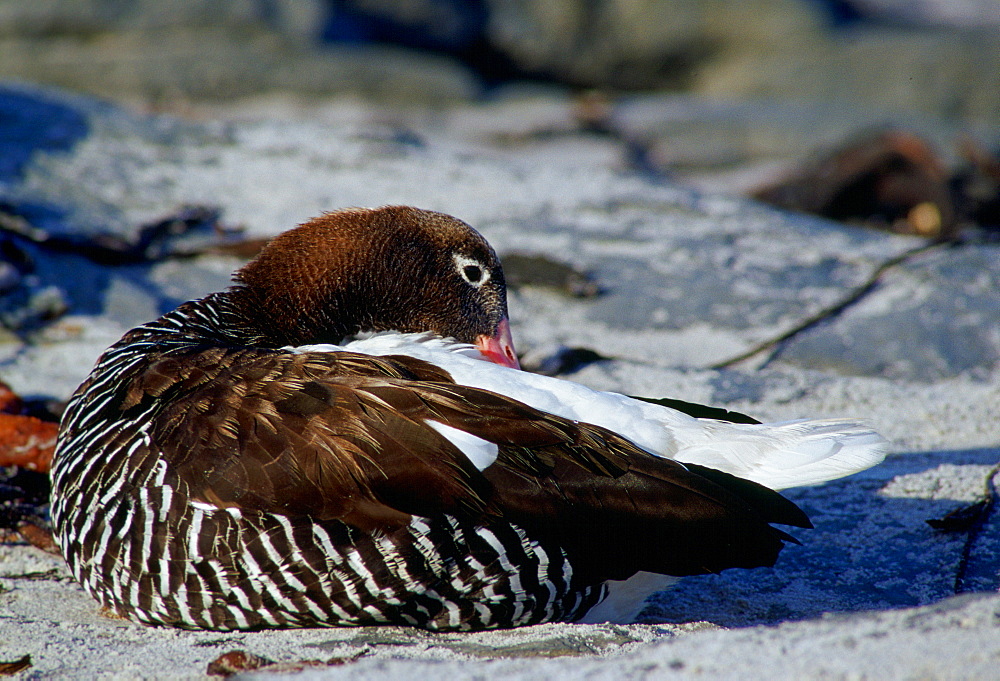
left=356, top=378, right=811, bottom=581
left=130, top=347, right=809, bottom=582
left=135, top=350, right=489, bottom=533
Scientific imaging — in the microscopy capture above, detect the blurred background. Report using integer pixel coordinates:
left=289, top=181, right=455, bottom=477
left=3, top=0, right=999, bottom=239
left=3, top=0, right=999, bottom=113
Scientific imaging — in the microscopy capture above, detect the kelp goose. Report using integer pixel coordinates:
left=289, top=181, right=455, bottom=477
left=50, top=205, right=886, bottom=630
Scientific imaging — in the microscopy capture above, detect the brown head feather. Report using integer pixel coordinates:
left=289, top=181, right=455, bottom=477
left=231, top=206, right=509, bottom=347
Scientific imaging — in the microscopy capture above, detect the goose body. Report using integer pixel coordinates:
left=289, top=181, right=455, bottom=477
left=50, top=206, right=886, bottom=630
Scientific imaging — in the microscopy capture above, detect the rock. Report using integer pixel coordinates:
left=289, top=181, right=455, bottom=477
left=0, top=3, right=480, bottom=107
left=501, top=252, right=601, bottom=297
left=955, top=138, right=1000, bottom=231
left=518, top=344, right=610, bottom=376
left=205, top=649, right=274, bottom=676
left=0, top=87, right=88, bottom=183
left=695, top=26, right=1000, bottom=126
left=321, top=0, right=488, bottom=53
left=483, top=0, right=828, bottom=89
left=752, top=129, right=957, bottom=238
left=772, top=242, right=1000, bottom=382
left=0, top=0, right=328, bottom=42
left=0, top=284, right=68, bottom=332
left=843, top=0, right=1000, bottom=28
left=0, top=377, right=60, bottom=475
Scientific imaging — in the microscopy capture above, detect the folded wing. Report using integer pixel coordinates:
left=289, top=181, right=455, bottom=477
left=136, top=349, right=811, bottom=585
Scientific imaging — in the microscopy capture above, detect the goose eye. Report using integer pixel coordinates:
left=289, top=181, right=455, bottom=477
left=463, top=265, right=482, bottom=283
left=454, top=254, right=491, bottom=287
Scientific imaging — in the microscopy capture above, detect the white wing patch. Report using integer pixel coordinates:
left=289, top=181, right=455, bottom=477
left=286, top=333, right=887, bottom=489
left=288, top=332, right=489, bottom=362
left=425, top=420, right=499, bottom=471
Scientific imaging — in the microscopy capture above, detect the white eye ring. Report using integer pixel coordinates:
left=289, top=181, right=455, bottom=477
left=453, top=254, right=490, bottom=288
